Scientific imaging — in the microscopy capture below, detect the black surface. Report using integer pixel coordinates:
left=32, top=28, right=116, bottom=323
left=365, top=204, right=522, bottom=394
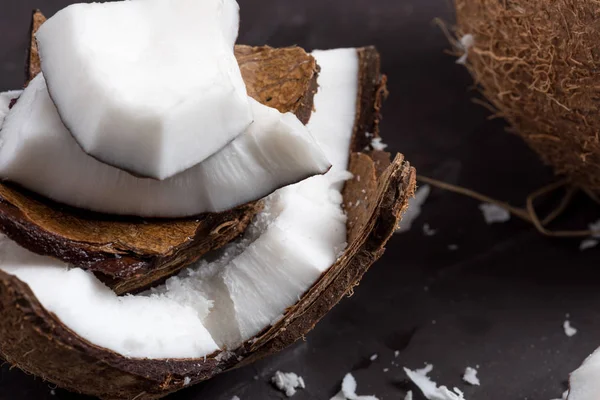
left=2, top=1, right=600, bottom=399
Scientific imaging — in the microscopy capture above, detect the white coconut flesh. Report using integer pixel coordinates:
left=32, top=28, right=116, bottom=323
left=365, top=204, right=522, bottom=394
left=0, top=48, right=359, bottom=359
left=35, top=0, right=253, bottom=180
left=0, top=74, right=330, bottom=217
left=0, top=91, right=21, bottom=127
left=567, top=348, right=600, bottom=400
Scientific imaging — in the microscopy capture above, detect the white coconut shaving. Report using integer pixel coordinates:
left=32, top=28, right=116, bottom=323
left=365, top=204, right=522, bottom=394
left=370, top=353, right=379, bottom=361
left=231, top=396, right=241, bottom=400
left=404, top=364, right=466, bottom=400
left=462, top=367, right=480, bottom=386
left=397, top=185, right=431, bottom=233
left=0, top=49, right=359, bottom=359
left=564, top=320, right=578, bottom=337
left=183, top=377, right=192, bottom=386
left=566, top=347, right=600, bottom=400
left=271, top=371, right=305, bottom=397
left=580, top=239, right=599, bottom=251
left=405, top=391, right=413, bottom=400
left=479, top=203, right=510, bottom=224
left=423, top=223, right=437, bottom=236
left=330, top=373, right=379, bottom=400
left=456, top=34, right=475, bottom=65
left=371, top=137, right=388, bottom=151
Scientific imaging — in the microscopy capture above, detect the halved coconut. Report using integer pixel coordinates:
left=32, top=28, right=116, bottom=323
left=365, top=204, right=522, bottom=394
left=0, top=46, right=415, bottom=399
left=0, top=12, right=320, bottom=295
left=36, top=0, right=254, bottom=180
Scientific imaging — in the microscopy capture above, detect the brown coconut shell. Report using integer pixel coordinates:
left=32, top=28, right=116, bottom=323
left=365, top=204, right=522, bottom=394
left=454, top=0, right=600, bottom=193
left=0, top=45, right=416, bottom=399
left=0, top=11, right=320, bottom=295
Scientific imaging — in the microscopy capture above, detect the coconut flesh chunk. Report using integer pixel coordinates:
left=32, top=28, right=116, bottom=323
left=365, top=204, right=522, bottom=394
left=0, top=49, right=359, bottom=359
left=35, top=0, right=253, bottom=180
left=0, top=74, right=330, bottom=218
left=567, top=348, right=600, bottom=400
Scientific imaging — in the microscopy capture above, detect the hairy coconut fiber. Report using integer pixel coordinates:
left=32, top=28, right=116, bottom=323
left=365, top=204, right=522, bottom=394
left=455, top=0, right=600, bottom=193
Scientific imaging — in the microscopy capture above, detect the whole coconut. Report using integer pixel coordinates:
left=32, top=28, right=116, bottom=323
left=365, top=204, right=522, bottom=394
left=455, top=0, right=600, bottom=193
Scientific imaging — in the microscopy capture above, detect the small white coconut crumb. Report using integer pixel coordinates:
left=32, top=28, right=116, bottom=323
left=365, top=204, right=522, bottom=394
left=448, top=244, right=459, bottom=251
left=404, top=365, right=466, bottom=400
left=371, top=137, right=388, bottom=151
left=183, top=377, right=192, bottom=386
left=405, top=391, right=413, bottom=400
left=383, top=368, right=389, bottom=372
left=272, top=371, right=306, bottom=397
left=564, top=320, right=578, bottom=337
left=462, top=367, right=480, bottom=386
left=423, top=223, right=437, bottom=236
left=479, top=203, right=510, bottom=224
left=580, top=238, right=599, bottom=251
left=395, top=350, right=400, bottom=357
left=397, top=185, right=431, bottom=233
left=231, top=396, right=241, bottom=400
left=330, top=373, right=380, bottom=400
left=50, top=390, right=56, bottom=396
left=456, top=34, right=475, bottom=65
left=370, top=353, right=379, bottom=361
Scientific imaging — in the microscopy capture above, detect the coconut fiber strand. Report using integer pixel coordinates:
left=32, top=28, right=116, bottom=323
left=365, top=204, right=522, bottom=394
left=455, top=0, right=600, bottom=193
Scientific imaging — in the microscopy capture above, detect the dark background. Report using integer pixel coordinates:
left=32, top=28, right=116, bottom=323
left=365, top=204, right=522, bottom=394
left=2, top=1, right=600, bottom=399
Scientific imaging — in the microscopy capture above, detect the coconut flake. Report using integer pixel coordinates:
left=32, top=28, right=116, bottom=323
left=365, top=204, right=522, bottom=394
left=404, top=365, right=466, bottom=400
left=462, top=367, right=480, bottom=386
left=231, top=397, right=241, bottom=400
left=271, top=371, right=305, bottom=397
left=331, top=373, right=379, bottom=400
left=564, top=320, right=578, bottom=337
left=371, top=137, right=388, bottom=151
left=370, top=353, right=379, bottom=361
left=456, top=34, right=475, bottom=65
left=405, top=391, right=413, bottom=400
left=567, top=347, right=600, bottom=400
left=396, top=185, right=431, bottom=233
left=423, top=223, right=437, bottom=236
left=183, top=377, right=191, bottom=386
left=479, top=203, right=510, bottom=224
left=580, top=239, right=599, bottom=251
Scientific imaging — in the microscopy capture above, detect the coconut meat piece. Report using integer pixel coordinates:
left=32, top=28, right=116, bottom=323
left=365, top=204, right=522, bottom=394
left=0, top=48, right=359, bottom=359
left=0, top=74, right=330, bottom=217
left=35, top=0, right=252, bottom=180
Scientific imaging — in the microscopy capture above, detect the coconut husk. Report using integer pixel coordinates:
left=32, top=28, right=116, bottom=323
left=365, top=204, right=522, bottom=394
left=0, top=45, right=416, bottom=399
left=454, top=0, right=600, bottom=194
left=0, top=11, right=319, bottom=295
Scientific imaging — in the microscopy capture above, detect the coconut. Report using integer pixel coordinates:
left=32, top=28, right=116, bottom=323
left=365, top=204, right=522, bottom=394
left=0, top=11, right=320, bottom=295
left=454, top=0, right=600, bottom=193
left=0, top=44, right=415, bottom=399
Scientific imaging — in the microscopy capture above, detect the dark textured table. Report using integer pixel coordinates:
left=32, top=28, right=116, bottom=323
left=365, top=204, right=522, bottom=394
left=2, top=1, right=600, bottom=399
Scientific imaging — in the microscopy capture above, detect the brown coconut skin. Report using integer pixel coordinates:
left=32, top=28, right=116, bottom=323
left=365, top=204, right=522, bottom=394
left=0, top=11, right=320, bottom=295
left=455, top=0, right=600, bottom=193
left=0, top=46, right=416, bottom=399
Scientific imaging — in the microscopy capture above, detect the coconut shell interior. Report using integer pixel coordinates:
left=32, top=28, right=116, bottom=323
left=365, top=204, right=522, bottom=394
left=0, top=11, right=319, bottom=295
left=455, top=0, right=600, bottom=194
left=0, top=43, right=415, bottom=399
